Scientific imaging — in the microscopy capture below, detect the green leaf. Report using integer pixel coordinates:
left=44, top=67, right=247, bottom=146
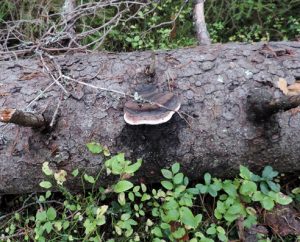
left=195, top=214, right=203, bottom=225
left=129, top=218, right=139, bottom=228
left=39, top=195, right=46, bottom=202
left=239, top=165, right=252, bottom=180
left=164, top=199, right=179, bottom=210
left=63, top=221, right=70, bottom=230
left=261, top=196, right=275, bottom=210
left=161, top=169, right=173, bottom=179
left=223, top=181, right=237, bottom=197
left=262, top=166, right=278, bottom=179
left=111, top=156, right=127, bottom=175
left=275, top=192, right=292, bottom=205
left=292, top=187, right=300, bottom=194
left=224, top=196, right=234, bottom=206
left=42, top=162, right=53, bottom=176
left=164, top=209, right=179, bottom=222
left=97, top=205, right=108, bottom=217
left=44, top=221, right=53, bottom=234
left=218, top=233, right=227, bottom=242
left=152, top=208, right=159, bottom=217
left=187, top=188, right=199, bottom=195
left=160, top=223, right=170, bottom=229
left=184, top=177, right=189, bottom=186
left=175, top=185, right=186, bottom=194
left=227, top=204, right=243, bottom=215
left=47, top=207, right=57, bottom=221
left=196, top=184, right=207, bottom=194
left=118, top=192, right=126, bottom=206
left=252, top=191, right=264, bottom=201
left=179, top=196, right=193, bottom=207
left=224, top=212, right=239, bottom=222
left=14, top=213, right=20, bottom=221
left=206, top=225, right=216, bottom=235
left=171, top=163, right=180, bottom=174
left=260, top=182, right=270, bottom=194
left=72, top=169, right=79, bottom=177
left=128, top=192, right=135, bottom=201
left=243, top=215, right=257, bottom=229
left=84, top=218, right=96, bottom=234
left=208, top=187, right=218, bottom=197
left=105, top=154, right=124, bottom=169
left=141, top=193, right=151, bottom=201
left=146, top=219, right=154, bottom=227
left=267, top=191, right=277, bottom=199
left=180, top=207, right=198, bottom=228
left=239, top=180, right=257, bottom=195
left=217, top=226, right=226, bottom=234
left=214, top=210, right=222, bottom=220
left=212, top=179, right=223, bottom=191
left=246, top=207, right=257, bottom=216
left=36, top=211, right=47, bottom=222
left=173, top=173, right=184, bottom=184
left=151, top=227, right=163, bottom=237
left=103, top=146, right=111, bottom=156
left=251, top=174, right=261, bottom=182
left=84, top=174, right=95, bottom=184
left=121, top=213, right=131, bottom=221
left=125, top=159, right=142, bottom=174
left=39, top=181, right=52, bottom=189
left=266, top=181, right=280, bottom=192
left=54, top=221, right=62, bottom=231
left=133, top=185, right=140, bottom=193
left=86, top=142, right=103, bottom=154
left=161, top=180, right=174, bottom=190
left=141, top=183, right=147, bottom=192
left=172, top=227, right=186, bottom=239
left=204, top=173, right=211, bottom=185
left=215, top=201, right=226, bottom=214
left=114, top=180, right=134, bottom=193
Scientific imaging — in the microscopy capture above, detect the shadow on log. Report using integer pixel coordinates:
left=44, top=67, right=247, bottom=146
left=0, top=42, right=300, bottom=194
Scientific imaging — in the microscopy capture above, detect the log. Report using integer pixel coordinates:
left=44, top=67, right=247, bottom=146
left=0, top=42, right=300, bottom=194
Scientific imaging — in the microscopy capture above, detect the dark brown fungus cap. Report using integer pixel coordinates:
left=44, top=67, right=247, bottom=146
left=124, top=85, right=181, bottom=125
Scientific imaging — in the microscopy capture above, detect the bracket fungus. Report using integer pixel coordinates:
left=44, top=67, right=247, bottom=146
left=124, top=85, right=181, bottom=125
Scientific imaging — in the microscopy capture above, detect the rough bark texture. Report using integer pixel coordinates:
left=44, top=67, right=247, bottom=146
left=0, top=42, right=300, bottom=194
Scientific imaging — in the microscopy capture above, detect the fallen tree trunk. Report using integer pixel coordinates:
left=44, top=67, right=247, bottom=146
left=0, top=42, right=300, bottom=194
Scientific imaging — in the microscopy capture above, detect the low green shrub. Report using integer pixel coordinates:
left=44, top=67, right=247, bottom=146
left=0, top=143, right=298, bottom=241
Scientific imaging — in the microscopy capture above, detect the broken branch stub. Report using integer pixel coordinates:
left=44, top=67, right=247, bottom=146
left=248, top=89, right=300, bottom=121
left=0, top=108, right=46, bottom=128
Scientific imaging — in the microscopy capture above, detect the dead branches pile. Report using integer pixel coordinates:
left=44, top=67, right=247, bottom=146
left=0, top=0, right=191, bottom=60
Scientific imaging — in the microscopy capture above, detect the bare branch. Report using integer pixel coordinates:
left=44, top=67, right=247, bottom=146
left=0, top=0, right=184, bottom=54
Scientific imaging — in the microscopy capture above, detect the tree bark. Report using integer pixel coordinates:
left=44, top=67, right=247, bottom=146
left=0, top=42, right=300, bottom=194
left=194, top=0, right=211, bottom=45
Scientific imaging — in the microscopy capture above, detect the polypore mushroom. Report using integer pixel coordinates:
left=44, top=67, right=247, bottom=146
left=124, top=85, right=181, bottom=125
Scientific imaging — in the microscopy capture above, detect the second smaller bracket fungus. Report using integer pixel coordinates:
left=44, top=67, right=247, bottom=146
left=124, top=85, right=181, bottom=125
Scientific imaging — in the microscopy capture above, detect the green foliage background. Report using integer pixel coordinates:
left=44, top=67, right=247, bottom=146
left=0, top=0, right=299, bottom=51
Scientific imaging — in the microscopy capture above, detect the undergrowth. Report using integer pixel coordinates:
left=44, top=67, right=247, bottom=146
left=0, top=0, right=299, bottom=51
left=0, top=143, right=299, bottom=241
